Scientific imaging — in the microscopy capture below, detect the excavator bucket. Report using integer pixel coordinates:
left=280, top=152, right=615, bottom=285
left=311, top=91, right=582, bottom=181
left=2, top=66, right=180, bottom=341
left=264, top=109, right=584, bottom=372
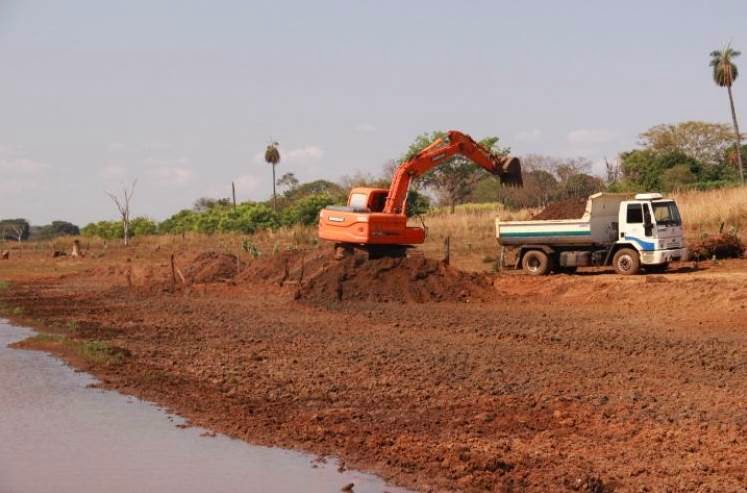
left=495, top=156, right=523, bottom=187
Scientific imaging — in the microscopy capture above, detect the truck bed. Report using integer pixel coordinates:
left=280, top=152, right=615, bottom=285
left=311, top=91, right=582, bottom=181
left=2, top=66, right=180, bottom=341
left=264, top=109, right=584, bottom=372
left=496, top=218, right=594, bottom=246
left=496, top=193, right=632, bottom=247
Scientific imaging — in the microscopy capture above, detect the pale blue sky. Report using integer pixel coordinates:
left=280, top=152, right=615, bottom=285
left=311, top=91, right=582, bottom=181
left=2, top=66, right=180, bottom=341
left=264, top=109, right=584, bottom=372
left=1, top=0, right=745, bottom=224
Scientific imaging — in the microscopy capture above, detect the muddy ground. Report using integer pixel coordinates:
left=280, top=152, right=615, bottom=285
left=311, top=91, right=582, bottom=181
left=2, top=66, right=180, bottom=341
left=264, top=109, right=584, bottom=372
left=2, top=245, right=747, bottom=492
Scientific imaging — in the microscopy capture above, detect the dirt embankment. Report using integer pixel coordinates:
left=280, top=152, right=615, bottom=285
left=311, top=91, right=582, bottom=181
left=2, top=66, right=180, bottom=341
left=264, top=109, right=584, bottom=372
left=3, top=249, right=747, bottom=492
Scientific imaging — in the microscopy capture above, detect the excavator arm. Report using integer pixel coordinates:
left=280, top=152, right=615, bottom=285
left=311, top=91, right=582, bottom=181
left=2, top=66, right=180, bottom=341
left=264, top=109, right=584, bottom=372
left=383, top=130, right=522, bottom=214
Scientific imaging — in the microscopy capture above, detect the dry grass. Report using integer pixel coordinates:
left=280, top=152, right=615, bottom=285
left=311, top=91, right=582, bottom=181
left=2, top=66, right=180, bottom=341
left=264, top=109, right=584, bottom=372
left=672, top=186, right=747, bottom=238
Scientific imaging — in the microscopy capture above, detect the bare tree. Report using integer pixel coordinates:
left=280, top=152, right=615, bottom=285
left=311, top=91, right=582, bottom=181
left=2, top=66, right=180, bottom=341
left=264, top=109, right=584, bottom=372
left=107, top=179, right=137, bottom=246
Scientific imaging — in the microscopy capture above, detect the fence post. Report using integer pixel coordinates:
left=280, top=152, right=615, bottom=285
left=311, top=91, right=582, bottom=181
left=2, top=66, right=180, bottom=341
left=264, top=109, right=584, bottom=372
left=443, top=236, right=450, bottom=265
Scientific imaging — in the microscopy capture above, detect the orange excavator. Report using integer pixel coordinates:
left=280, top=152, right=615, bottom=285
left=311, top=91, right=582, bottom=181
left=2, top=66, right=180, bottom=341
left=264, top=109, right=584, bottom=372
left=318, top=130, right=523, bottom=258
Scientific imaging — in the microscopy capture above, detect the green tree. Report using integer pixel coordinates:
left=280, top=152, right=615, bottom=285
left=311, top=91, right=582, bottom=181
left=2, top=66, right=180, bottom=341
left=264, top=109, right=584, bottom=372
left=401, top=132, right=509, bottom=213
left=661, top=164, right=697, bottom=191
left=277, top=172, right=299, bottom=195
left=620, top=149, right=702, bottom=191
left=710, top=45, right=743, bottom=182
left=130, top=217, right=157, bottom=236
left=265, top=142, right=281, bottom=211
left=639, top=121, right=735, bottom=166
left=0, top=219, right=30, bottom=242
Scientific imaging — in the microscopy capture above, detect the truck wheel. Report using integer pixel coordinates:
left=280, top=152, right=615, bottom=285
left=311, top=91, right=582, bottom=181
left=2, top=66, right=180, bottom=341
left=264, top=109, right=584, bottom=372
left=522, top=250, right=552, bottom=276
left=613, top=248, right=641, bottom=275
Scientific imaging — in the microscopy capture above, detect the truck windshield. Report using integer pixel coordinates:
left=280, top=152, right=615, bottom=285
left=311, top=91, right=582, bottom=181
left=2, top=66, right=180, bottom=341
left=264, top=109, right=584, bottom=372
left=652, top=201, right=681, bottom=226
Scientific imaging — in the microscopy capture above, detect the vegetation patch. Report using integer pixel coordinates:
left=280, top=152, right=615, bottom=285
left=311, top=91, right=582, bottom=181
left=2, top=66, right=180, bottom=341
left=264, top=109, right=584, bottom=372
left=19, top=333, right=130, bottom=366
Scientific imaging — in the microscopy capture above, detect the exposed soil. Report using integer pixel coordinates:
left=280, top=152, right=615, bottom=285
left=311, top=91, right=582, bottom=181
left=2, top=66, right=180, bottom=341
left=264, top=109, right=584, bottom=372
left=298, top=254, right=495, bottom=304
left=532, top=198, right=588, bottom=220
left=3, top=246, right=747, bottom=492
left=183, top=251, right=243, bottom=284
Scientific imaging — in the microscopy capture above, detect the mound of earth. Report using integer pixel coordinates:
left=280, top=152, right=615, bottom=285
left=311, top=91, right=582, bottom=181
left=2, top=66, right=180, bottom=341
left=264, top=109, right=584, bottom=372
left=532, top=198, right=588, bottom=220
left=298, top=254, right=495, bottom=304
left=691, top=233, right=744, bottom=260
left=183, top=251, right=242, bottom=283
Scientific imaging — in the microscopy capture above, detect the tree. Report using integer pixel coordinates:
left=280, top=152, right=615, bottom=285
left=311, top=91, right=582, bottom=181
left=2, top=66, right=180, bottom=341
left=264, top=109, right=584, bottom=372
left=0, top=219, right=29, bottom=243
left=193, top=197, right=230, bottom=212
left=639, top=121, right=735, bottom=166
left=265, top=142, right=281, bottom=211
left=710, top=45, right=743, bottom=182
left=620, top=149, right=702, bottom=191
left=401, top=131, right=509, bottom=213
left=276, top=172, right=299, bottom=195
left=106, top=179, right=137, bottom=246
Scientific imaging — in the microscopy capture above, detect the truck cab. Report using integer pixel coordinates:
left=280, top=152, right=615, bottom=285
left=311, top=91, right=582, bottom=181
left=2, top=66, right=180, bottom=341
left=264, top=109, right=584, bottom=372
left=617, top=193, right=686, bottom=268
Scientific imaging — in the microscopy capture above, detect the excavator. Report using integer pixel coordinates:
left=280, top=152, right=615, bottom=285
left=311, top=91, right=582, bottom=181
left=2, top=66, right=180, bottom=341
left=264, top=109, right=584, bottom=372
left=318, top=130, right=523, bottom=258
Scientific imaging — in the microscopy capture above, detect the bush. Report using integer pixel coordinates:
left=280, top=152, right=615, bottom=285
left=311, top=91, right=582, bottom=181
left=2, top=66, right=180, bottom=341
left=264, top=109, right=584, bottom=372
left=282, top=193, right=337, bottom=226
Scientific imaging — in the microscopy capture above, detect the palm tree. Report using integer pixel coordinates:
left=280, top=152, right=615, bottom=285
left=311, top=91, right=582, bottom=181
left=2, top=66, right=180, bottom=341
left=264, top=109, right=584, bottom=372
left=710, top=44, right=743, bottom=182
left=264, top=141, right=281, bottom=211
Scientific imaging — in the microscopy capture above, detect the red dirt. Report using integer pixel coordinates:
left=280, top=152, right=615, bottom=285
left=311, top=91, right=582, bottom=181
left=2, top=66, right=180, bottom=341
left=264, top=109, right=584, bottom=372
left=298, top=254, right=495, bottom=304
left=183, top=251, right=243, bottom=283
left=3, top=247, right=747, bottom=491
left=532, top=198, right=588, bottom=220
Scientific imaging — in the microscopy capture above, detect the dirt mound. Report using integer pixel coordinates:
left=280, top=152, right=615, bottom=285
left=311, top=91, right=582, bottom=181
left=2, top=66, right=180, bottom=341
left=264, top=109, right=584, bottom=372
left=532, top=198, right=587, bottom=220
left=691, top=233, right=744, bottom=260
left=183, top=251, right=242, bottom=283
left=298, top=254, right=495, bottom=304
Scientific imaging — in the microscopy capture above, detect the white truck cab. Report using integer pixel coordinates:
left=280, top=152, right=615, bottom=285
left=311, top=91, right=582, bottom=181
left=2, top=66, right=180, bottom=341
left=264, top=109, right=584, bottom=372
left=618, top=193, right=686, bottom=268
left=496, top=192, right=688, bottom=275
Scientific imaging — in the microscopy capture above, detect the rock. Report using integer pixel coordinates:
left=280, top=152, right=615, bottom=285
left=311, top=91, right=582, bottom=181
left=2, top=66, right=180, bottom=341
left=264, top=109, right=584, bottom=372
left=341, top=483, right=354, bottom=492
left=0, top=250, right=9, bottom=260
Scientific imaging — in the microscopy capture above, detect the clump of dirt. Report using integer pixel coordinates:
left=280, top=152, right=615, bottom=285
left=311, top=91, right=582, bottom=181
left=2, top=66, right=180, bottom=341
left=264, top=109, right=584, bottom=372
left=298, top=254, right=495, bottom=304
left=532, top=198, right=588, bottom=220
left=691, top=233, right=744, bottom=260
left=183, top=251, right=242, bottom=283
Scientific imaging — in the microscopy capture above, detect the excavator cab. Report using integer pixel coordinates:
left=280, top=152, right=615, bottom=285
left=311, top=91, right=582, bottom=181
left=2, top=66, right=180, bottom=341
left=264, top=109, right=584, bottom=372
left=319, top=187, right=426, bottom=252
left=347, top=188, right=388, bottom=213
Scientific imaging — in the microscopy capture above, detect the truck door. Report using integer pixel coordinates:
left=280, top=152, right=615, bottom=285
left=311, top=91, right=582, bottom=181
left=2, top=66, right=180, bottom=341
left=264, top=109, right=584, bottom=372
left=620, top=202, right=654, bottom=251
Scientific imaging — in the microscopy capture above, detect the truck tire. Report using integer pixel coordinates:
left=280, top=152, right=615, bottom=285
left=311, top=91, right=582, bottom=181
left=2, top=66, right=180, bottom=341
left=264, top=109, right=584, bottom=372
left=613, top=248, right=641, bottom=275
left=522, top=250, right=552, bottom=276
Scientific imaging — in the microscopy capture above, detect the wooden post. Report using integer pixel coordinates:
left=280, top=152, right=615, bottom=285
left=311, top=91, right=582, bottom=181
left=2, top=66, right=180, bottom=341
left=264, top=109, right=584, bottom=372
left=443, top=236, right=450, bottom=265
left=232, top=181, right=237, bottom=210
left=170, top=254, right=176, bottom=291
left=499, top=246, right=505, bottom=272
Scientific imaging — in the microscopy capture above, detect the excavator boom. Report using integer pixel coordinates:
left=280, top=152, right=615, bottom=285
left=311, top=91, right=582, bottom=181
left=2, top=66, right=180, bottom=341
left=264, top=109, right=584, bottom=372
left=318, top=130, right=522, bottom=252
left=384, top=130, right=522, bottom=214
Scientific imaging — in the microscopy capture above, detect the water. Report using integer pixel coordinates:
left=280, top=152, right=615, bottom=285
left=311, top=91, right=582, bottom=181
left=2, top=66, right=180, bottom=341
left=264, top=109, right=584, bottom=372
left=0, top=320, right=409, bottom=493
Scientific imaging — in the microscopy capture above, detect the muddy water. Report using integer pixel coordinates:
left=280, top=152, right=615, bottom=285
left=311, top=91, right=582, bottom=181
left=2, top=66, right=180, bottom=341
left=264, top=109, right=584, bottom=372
left=0, top=321, right=409, bottom=493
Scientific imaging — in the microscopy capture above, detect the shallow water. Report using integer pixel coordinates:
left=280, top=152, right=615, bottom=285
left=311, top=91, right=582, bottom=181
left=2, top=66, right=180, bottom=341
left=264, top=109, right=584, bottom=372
left=0, top=320, right=409, bottom=493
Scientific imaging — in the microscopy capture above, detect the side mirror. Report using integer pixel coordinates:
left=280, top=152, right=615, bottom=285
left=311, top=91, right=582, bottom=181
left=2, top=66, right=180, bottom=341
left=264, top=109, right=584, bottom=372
left=644, top=220, right=654, bottom=237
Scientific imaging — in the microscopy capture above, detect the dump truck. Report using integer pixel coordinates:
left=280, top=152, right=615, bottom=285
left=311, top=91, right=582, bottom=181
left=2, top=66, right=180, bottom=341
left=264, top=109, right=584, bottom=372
left=319, top=130, right=522, bottom=258
left=496, top=192, right=687, bottom=275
